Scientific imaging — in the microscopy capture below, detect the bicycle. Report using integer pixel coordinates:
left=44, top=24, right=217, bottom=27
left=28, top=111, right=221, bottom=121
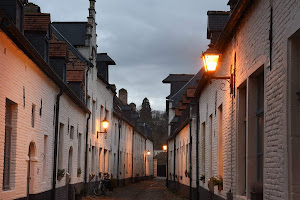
left=93, top=179, right=107, bottom=196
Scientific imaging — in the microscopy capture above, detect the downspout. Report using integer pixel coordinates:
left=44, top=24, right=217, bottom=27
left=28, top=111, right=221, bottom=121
left=269, top=4, right=273, bottom=71
left=173, top=138, right=176, bottom=182
left=84, top=113, right=91, bottom=183
left=145, top=139, right=147, bottom=177
left=189, top=118, right=192, bottom=200
left=132, top=130, right=134, bottom=182
left=196, top=100, right=200, bottom=200
left=117, top=120, right=121, bottom=185
left=166, top=143, right=169, bottom=187
left=85, top=62, right=91, bottom=104
left=52, top=88, right=63, bottom=200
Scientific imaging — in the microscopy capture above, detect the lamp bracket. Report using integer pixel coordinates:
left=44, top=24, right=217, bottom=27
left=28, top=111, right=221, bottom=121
left=97, top=131, right=107, bottom=138
left=206, top=75, right=234, bottom=95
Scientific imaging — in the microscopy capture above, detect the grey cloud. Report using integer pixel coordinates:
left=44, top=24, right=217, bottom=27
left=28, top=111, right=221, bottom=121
left=31, top=0, right=229, bottom=110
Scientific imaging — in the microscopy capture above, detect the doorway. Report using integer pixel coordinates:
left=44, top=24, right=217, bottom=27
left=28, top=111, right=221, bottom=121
left=27, top=142, right=36, bottom=200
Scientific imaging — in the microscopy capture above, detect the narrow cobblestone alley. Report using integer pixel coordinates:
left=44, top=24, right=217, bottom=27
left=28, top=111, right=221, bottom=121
left=84, top=178, right=187, bottom=200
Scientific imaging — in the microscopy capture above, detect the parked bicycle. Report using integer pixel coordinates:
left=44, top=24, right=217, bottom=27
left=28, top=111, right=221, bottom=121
left=93, top=173, right=113, bottom=196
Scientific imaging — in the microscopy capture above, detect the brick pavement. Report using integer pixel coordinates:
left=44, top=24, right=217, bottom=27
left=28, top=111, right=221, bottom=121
left=83, top=178, right=187, bottom=200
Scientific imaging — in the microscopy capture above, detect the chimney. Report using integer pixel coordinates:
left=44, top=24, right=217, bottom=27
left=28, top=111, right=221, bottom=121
left=130, top=103, right=136, bottom=112
left=119, top=88, right=128, bottom=105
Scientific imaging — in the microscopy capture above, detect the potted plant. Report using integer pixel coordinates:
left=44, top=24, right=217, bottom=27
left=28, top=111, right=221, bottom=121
left=77, top=168, right=82, bottom=178
left=57, top=169, right=65, bottom=181
left=180, top=176, right=183, bottom=180
left=200, top=174, right=205, bottom=183
left=89, top=172, right=95, bottom=182
left=251, top=182, right=263, bottom=200
left=213, top=176, right=223, bottom=191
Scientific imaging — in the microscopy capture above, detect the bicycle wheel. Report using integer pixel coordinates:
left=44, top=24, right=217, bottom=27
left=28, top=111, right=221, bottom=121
left=94, top=183, right=102, bottom=196
left=101, top=184, right=107, bottom=195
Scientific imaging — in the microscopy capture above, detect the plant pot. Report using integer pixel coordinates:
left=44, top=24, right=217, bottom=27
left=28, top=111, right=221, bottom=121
left=75, top=194, right=82, bottom=200
left=251, top=192, right=263, bottom=200
left=218, top=184, right=223, bottom=191
left=77, top=173, right=81, bottom=178
left=202, top=180, right=205, bottom=184
left=57, top=175, right=63, bottom=181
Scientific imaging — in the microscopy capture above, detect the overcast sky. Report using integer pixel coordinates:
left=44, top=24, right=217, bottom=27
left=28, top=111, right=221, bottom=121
left=31, top=0, right=229, bottom=111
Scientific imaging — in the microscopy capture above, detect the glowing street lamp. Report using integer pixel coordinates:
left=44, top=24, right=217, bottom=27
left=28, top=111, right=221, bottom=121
left=202, top=49, right=221, bottom=73
left=201, top=48, right=235, bottom=95
left=147, top=150, right=151, bottom=156
left=163, top=145, right=168, bottom=152
left=97, top=117, right=109, bottom=138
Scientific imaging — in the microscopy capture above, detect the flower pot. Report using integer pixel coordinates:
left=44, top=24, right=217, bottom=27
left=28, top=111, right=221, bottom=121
left=77, top=173, right=81, bottom=178
left=251, top=192, right=263, bottom=200
left=57, top=175, right=63, bottom=181
left=202, top=180, right=205, bottom=184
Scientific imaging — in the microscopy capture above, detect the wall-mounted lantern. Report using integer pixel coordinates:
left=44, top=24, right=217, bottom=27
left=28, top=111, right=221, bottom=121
left=147, top=150, right=151, bottom=156
left=201, top=48, right=235, bottom=95
left=163, top=145, right=168, bottom=152
left=97, top=117, right=109, bottom=138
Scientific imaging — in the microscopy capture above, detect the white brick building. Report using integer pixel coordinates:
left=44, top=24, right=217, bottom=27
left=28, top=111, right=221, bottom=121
left=164, top=1, right=300, bottom=200
left=0, top=1, right=154, bottom=200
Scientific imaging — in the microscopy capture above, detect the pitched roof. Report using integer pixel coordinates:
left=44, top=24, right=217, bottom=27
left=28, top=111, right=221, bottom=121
left=207, top=11, right=230, bottom=39
left=0, top=9, right=90, bottom=114
left=169, top=69, right=204, bottom=108
left=49, top=41, right=67, bottom=57
left=97, top=53, right=116, bottom=65
left=52, top=22, right=87, bottom=46
left=51, top=25, right=90, bottom=65
left=24, top=13, right=50, bottom=32
left=162, top=74, right=194, bottom=83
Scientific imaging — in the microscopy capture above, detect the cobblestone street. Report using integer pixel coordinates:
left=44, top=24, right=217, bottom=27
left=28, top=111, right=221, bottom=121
left=84, top=178, right=187, bottom=200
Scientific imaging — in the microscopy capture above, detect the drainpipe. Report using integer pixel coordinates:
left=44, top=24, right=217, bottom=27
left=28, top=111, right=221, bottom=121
left=131, top=130, right=134, bottom=182
left=145, top=139, right=147, bottom=177
left=84, top=113, right=91, bottom=183
left=52, top=88, right=63, bottom=200
left=85, top=62, right=91, bottom=105
left=166, top=143, right=169, bottom=187
left=117, top=119, right=121, bottom=185
left=196, top=100, right=200, bottom=200
left=189, top=118, right=193, bottom=200
left=173, top=138, right=176, bottom=182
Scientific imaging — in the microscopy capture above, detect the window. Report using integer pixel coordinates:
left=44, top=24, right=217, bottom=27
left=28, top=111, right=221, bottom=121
left=31, top=104, right=36, bottom=128
left=43, top=135, right=48, bottom=181
left=3, top=99, right=17, bottom=190
left=99, top=148, right=102, bottom=173
left=237, top=84, right=247, bottom=195
left=209, top=115, right=213, bottom=177
left=68, top=147, right=73, bottom=176
left=92, top=146, right=95, bottom=173
left=114, top=123, right=117, bottom=145
left=92, top=101, right=96, bottom=134
left=201, top=122, right=206, bottom=175
left=256, top=73, right=264, bottom=183
left=58, top=123, right=64, bottom=169
left=100, top=105, right=103, bottom=132
left=78, top=133, right=82, bottom=169
left=217, top=105, right=223, bottom=177
left=70, top=126, right=74, bottom=139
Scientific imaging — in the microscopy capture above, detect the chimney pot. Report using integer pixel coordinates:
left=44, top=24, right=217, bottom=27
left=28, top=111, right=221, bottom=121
left=119, top=88, right=128, bottom=105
